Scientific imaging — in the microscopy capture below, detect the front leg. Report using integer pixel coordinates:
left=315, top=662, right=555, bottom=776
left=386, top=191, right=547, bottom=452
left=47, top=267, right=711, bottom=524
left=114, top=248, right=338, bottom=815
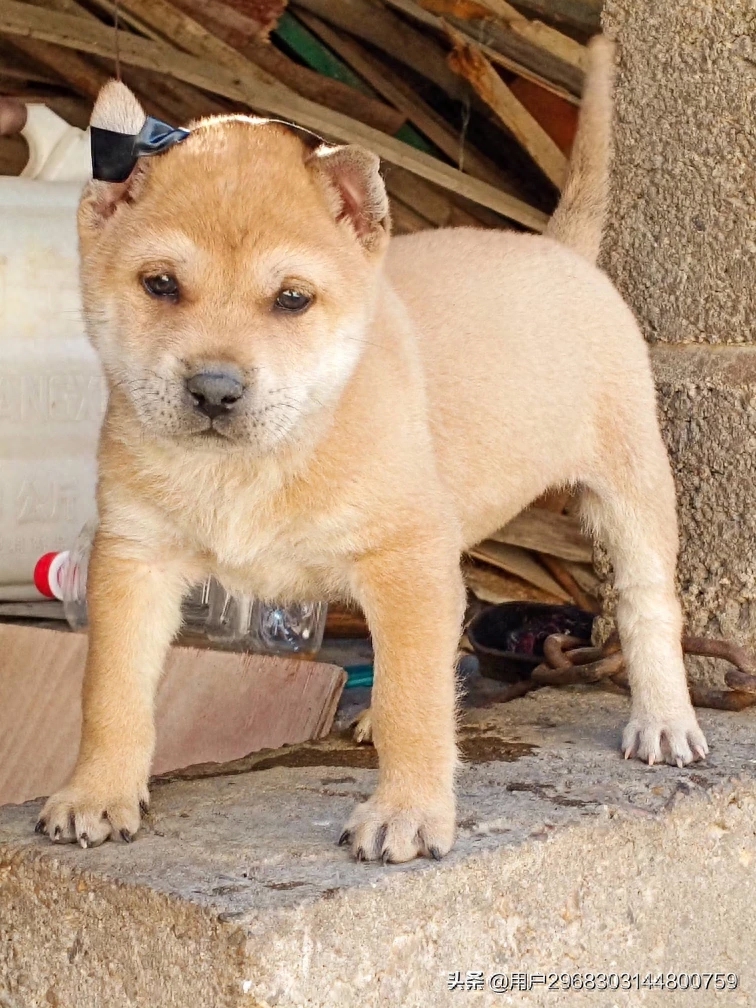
left=341, top=539, right=465, bottom=863
left=38, top=534, right=187, bottom=847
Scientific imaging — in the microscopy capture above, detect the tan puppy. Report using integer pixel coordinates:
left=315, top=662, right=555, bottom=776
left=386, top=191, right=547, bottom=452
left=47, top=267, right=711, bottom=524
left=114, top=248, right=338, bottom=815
left=38, top=38, right=707, bottom=862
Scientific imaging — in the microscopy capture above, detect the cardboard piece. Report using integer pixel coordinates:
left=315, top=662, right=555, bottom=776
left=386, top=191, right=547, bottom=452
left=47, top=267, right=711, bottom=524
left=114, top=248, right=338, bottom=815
left=0, top=623, right=345, bottom=806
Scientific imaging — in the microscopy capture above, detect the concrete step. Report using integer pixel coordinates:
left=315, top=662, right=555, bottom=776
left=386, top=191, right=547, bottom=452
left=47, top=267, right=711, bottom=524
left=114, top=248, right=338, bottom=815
left=1, top=687, right=755, bottom=1007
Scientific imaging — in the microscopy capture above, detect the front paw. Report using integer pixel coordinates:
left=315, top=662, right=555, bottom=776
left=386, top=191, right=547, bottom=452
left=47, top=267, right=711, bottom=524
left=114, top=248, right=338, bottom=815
left=36, top=773, right=149, bottom=848
left=352, top=707, right=373, bottom=745
left=339, top=788, right=455, bottom=863
left=622, top=711, right=708, bottom=767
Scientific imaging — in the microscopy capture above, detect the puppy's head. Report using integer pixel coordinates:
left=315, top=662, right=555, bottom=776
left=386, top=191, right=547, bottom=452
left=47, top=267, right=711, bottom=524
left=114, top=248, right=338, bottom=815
left=79, top=82, right=390, bottom=452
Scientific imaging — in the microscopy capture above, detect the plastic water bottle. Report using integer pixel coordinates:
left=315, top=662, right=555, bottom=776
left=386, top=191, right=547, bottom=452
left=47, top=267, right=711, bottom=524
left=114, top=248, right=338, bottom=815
left=34, top=521, right=327, bottom=657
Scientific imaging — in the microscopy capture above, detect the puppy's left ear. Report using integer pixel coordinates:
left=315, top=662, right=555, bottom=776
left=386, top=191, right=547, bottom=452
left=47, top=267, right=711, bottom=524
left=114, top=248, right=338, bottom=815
left=309, top=145, right=390, bottom=253
left=79, top=80, right=148, bottom=235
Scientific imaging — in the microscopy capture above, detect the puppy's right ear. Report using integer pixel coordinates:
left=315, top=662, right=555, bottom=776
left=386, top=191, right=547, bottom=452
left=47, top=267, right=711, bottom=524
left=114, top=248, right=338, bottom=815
left=79, top=80, right=147, bottom=231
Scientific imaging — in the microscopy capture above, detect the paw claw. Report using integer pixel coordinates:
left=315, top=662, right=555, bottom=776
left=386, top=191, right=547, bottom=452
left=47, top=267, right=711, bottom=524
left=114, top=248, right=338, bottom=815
left=341, top=791, right=455, bottom=864
left=337, top=830, right=351, bottom=847
left=374, top=824, right=388, bottom=859
left=622, top=712, right=708, bottom=768
left=37, top=778, right=147, bottom=847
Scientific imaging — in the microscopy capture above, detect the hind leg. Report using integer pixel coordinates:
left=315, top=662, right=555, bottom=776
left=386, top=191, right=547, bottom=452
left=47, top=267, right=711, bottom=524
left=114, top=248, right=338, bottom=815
left=581, top=440, right=707, bottom=766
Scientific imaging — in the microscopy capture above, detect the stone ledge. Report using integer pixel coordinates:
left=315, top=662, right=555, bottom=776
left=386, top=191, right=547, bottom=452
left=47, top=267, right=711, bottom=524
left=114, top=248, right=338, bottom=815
left=2, top=688, right=756, bottom=1007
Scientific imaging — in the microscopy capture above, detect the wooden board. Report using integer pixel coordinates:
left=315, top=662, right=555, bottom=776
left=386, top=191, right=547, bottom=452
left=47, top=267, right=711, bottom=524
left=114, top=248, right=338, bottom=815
left=462, top=558, right=563, bottom=605
left=0, top=623, right=345, bottom=806
left=508, top=76, right=578, bottom=156
left=0, top=1, right=548, bottom=228
left=295, top=9, right=514, bottom=191
left=447, top=25, right=568, bottom=189
left=467, top=540, right=570, bottom=599
left=491, top=507, right=593, bottom=563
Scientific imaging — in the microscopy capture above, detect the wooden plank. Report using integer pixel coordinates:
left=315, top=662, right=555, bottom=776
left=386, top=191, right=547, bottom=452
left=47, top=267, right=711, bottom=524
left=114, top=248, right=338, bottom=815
left=84, top=0, right=168, bottom=42
left=462, top=558, right=563, bottom=605
left=118, top=0, right=278, bottom=85
left=536, top=552, right=598, bottom=611
left=0, top=623, right=345, bottom=806
left=158, top=0, right=408, bottom=135
left=247, top=45, right=407, bottom=135
left=384, top=164, right=460, bottom=227
left=172, top=0, right=267, bottom=49
left=403, top=0, right=584, bottom=94
left=508, top=0, right=601, bottom=36
left=7, top=35, right=109, bottom=99
left=33, top=0, right=228, bottom=123
left=292, top=0, right=464, bottom=97
left=508, top=75, right=578, bottom=155
left=463, top=560, right=521, bottom=604
left=384, top=162, right=499, bottom=230
left=266, top=13, right=407, bottom=134
left=0, top=57, right=60, bottom=86
left=446, top=26, right=567, bottom=189
left=468, top=540, right=570, bottom=599
left=0, top=1, right=549, bottom=227
left=491, top=507, right=593, bottom=563
left=563, top=560, right=599, bottom=595
left=468, top=0, right=587, bottom=70
left=324, top=602, right=370, bottom=638
left=389, top=197, right=433, bottom=234
left=383, top=0, right=580, bottom=104
left=295, top=8, right=511, bottom=189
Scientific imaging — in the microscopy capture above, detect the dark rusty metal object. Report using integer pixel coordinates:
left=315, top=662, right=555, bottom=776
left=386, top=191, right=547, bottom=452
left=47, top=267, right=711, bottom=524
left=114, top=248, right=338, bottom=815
left=542, top=633, right=586, bottom=668
left=533, top=631, right=756, bottom=711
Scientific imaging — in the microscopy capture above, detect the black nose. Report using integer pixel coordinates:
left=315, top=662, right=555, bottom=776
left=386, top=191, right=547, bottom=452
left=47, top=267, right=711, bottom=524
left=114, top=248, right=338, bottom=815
left=186, top=369, right=245, bottom=420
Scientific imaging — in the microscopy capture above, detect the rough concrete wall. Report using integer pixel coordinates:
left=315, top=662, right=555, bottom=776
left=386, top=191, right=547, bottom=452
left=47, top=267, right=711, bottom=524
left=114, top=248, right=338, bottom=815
left=601, top=1, right=756, bottom=679
left=653, top=346, right=756, bottom=642
left=602, top=0, right=756, bottom=346
left=0, top=847, right=248, bottom=1007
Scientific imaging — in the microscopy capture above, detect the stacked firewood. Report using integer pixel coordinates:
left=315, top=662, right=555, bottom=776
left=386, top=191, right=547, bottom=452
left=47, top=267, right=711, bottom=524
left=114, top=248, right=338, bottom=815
left=0, top=0, right=601, bottom=614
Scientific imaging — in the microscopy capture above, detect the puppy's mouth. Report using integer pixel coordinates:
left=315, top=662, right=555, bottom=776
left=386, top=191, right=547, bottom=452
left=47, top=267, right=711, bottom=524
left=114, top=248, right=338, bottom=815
left=192, top=424, right=231, bottom=442
left=193, top=427, right=226, bottom=439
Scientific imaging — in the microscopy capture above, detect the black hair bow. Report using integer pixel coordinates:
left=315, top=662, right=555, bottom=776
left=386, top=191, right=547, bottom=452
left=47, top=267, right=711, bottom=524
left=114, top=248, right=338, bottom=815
left=91, top=116, right=190, bottom=182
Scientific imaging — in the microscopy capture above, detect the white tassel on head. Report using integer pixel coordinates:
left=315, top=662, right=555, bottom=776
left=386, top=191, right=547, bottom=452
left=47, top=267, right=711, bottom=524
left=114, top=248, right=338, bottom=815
left=90, top=80, right=145, bottom=134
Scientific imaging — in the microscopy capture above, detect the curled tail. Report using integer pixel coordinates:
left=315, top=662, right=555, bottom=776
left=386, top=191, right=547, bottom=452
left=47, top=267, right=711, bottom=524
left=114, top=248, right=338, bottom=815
left=545, top=35, right=616, bottom=263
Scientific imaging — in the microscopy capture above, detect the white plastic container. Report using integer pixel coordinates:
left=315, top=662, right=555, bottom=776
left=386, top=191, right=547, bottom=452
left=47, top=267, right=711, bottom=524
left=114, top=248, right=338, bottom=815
left=0, top=105, right=104, bottom=599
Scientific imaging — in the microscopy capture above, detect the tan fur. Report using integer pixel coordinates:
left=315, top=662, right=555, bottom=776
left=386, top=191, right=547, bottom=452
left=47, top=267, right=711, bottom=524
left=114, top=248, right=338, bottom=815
left=39, top=47, right=706, bottom=862
left=546, top=35, right=615, bottom=261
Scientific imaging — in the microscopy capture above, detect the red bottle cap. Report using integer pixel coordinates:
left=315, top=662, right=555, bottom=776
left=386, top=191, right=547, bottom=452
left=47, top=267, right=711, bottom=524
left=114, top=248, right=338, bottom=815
left=33, top=551, right=69, bottom=600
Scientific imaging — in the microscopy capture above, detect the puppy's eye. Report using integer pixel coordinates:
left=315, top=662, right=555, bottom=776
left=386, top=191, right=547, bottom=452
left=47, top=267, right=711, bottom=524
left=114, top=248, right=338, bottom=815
left=275, top=288, right=312, bottom=313
left=143, top=273, right=179, bottom=299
